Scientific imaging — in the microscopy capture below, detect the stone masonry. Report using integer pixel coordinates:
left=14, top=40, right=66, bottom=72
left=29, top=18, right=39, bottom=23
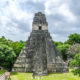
left=12, top=12, right=68, bottom=75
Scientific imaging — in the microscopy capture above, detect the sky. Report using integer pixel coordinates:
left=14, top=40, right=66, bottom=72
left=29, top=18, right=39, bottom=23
left=0, top=0, right=80, bottom=42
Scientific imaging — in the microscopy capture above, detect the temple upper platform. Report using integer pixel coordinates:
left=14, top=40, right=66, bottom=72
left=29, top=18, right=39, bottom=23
left=32, top=12, right=48, bottom=31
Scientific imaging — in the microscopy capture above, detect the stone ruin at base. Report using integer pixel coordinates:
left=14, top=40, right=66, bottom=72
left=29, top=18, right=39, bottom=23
left=12, top=12, right=68, bottom=75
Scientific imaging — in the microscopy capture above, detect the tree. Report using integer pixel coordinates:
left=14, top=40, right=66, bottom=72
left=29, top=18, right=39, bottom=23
left=65, top=33, right=80, bottom=45
left=0, top=44, right=16, bottom=71
left=54, top=41, right=63, bottom=47
left=0, top=36, right=26, bottom=70
left=70, top=54, right=80, bottom=76
left=66, top=44, right=80, bottom=59
left=57, top=44, right=70, bottom=61
left=0, top=36, right=9, bottom=45
left=9, top=41, right=26, bottom=57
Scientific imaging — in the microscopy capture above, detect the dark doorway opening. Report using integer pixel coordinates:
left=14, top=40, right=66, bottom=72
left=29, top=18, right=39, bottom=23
left=39, top=26, right=42, bottom=30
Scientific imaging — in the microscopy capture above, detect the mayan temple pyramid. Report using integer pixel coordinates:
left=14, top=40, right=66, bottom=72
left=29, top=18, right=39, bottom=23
left=12, top=12, right=68, bottom=75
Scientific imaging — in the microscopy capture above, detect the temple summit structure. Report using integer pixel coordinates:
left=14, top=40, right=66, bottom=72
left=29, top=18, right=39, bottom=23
left=12, top=12, right=68, bottom=75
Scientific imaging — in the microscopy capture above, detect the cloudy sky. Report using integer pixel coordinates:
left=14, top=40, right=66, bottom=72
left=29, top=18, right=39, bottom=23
left=0, top=0, right=80, bottom=42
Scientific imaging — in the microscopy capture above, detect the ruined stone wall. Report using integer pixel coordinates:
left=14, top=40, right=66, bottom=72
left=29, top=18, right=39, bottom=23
left=32, top=12, right=48, bottom=31
left=12, top=12, right=68, bottom=75
left=12, top=30, right=68, bottom=74
left=32, top=25, right=48, bottom=30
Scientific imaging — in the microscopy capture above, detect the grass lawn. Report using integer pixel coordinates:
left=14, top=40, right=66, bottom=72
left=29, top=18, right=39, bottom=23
left=0, top=70, right=80, bottom=80
left=10, top=71, right=80, bottom=80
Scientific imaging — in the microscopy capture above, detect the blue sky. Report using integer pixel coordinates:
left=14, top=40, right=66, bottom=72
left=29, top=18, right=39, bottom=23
left=0, top=0, right=80, bottom=42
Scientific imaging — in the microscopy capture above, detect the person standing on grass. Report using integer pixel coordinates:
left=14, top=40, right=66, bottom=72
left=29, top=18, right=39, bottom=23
left=5, top=72, right=11, bottom=80
left=32, top=69, right=37, bottom=79
left=38, top=71, right=42, bottom=79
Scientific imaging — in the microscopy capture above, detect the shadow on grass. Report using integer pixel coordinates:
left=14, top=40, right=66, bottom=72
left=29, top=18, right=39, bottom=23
left=48, top=72, right=69, bottom=75
left=0, top=70, right=7, bottom=75
left=11, top=72, right=32, bottom=75
left=11, top=72, right=18, bottom=75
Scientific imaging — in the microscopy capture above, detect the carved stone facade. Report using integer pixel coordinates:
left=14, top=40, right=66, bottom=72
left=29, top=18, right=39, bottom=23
left=32, top=12, right=48, bottom=30
left=12, top=12, right=68, bottom=75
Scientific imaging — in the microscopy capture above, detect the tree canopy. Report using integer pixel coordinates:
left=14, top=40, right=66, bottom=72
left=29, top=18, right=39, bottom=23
left=0, top=33, right=80, bottom=73
left=70, top=54, right=80, bottom=76
left=65, top=33, right=80, bottom=45
left=0, top=36, right=26, bottom=70
left=57, top=44, right=70, bottom=61
left=0, top=44, right=16, bottom=70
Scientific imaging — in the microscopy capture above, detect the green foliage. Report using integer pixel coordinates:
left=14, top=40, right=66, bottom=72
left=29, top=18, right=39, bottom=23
left=0, top=44, right=16, bottom=70
left=66, top=44, right=80, bottom=59
left=9, top=41, right=26, bottom=57
left=70, top=54, right=80, bottom=76
left=0, top=36, right=9, bottom=45
left=70, top=54, right=80, bottom=67
left=0, top=36, right=26, bottom=70
left=57, top=44, right=70, bottom=61
left=1, top=33, right=80, bottom=72
left=0, top=70, right=7, bottom=76
left=10, top=70, right=80, bottom=80
left=54, top=41, right=63, bottom=47
left=65, top=33, right=80, bottom=45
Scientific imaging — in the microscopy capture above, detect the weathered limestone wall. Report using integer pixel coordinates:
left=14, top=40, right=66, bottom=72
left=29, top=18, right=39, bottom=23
left=32, top=25, right=48, bottom=30
left=12, top=12, right=68, bottom=75
left=12, top=30, right=68, bottom=74
left=32, top=12, right=48, bottom=31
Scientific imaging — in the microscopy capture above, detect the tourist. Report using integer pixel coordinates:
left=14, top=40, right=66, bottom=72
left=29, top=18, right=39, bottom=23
left=5, top=72, right=11, bottom=80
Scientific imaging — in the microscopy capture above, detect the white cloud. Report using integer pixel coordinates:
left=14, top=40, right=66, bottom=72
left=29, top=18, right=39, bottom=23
left=58, top=4, right=76, bottom=22
left=51, top=34, right=68, bottom=42
left=0, top=0, right=33, bottom=22
left=44, top=0, right=77, bottom=22
left=0, top=0, right=80, bottom=42
left=44, top=0, right=62, bottom=15
left=32, top=0, right=46, bottom=3
left=0, top=0, right=7, bottom=3
left=0, top=0, right=33, bottom=41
